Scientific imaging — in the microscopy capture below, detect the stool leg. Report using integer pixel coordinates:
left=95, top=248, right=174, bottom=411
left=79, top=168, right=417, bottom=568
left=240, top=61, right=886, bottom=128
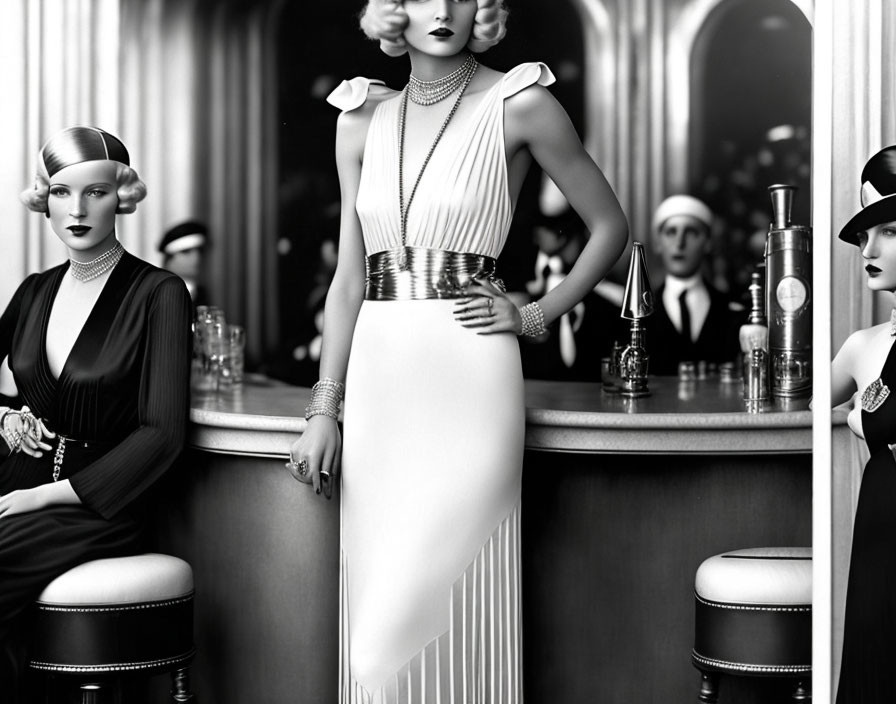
left=791, top=678, right=811, bottom=702
left=697, top=670, right=719, bottom=703
left=171, top=667, right=194, bottom=703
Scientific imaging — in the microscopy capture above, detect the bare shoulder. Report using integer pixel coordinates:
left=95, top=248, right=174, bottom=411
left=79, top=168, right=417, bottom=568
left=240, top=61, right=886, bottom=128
left=844, top=322, right=890, bottom=348
left=335, top=91, right=396, bottom=158
left=838, top=322, right=892, bottom=366
left=503, top=81, right=557, bottom=115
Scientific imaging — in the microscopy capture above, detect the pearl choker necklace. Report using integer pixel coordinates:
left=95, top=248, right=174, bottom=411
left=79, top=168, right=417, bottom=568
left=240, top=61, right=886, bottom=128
left=407, top=54, right=478, bottom=106
left=69, top=240, right=124, bottom=282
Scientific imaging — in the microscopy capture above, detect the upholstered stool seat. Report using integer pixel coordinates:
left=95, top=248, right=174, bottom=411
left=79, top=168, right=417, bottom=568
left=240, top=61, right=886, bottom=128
left=30, top=553, right=195, bottom=703
left=692, top=547, right=811, bottom=703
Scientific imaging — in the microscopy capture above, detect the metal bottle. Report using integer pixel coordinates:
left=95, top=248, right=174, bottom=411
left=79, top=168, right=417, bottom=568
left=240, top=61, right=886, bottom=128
left=764, top=184, right=812, bottom=398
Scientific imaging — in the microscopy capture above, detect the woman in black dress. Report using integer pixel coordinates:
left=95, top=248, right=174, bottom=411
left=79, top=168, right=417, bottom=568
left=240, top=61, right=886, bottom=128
left=0, top=126, right=192, bottom=699
left=833, top=145, right=896, bottom=703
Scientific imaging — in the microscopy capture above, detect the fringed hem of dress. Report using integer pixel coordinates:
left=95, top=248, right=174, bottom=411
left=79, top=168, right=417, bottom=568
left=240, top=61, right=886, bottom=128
left=340, top=502, right=522, bottom=704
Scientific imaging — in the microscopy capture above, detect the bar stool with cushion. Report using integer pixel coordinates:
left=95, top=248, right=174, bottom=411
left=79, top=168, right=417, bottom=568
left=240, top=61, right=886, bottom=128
left=692, top=547, right=811, bottom=703
left=29, top=553, right=195, bottom=703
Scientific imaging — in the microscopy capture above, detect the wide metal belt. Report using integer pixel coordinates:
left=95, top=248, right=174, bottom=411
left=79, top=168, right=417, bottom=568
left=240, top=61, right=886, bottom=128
left=365, top=246, right=501, bottom=301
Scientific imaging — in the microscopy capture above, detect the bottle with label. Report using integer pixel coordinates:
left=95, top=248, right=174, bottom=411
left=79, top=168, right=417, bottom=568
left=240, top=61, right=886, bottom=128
left=765, top=184, right=812, bottom=399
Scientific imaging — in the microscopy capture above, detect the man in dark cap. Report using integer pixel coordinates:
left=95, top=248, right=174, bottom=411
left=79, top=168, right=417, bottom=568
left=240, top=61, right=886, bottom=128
left=649, top=195, right=744, bottom=375
left=158, top=220, right=210, bottom=306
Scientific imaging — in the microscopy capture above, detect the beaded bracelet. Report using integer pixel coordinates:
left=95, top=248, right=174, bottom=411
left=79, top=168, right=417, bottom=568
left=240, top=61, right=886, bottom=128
left=304, top=378, right=346, bottom=421
left=518, top=302, right=547, bottom=337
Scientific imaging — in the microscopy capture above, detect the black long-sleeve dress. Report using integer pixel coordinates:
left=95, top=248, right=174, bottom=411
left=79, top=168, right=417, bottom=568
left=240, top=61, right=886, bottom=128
left=0, top=251, right=192, bottom=696
left=836, top=339, right=896, bottom=703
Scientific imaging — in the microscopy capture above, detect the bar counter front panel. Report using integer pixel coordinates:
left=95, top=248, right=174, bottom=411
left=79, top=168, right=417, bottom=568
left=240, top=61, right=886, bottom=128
left=149, top=376, right=813, bottom=703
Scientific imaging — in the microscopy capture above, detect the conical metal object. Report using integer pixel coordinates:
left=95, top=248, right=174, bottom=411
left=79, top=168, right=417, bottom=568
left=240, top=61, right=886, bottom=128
left=618, top=242, right=653, bottom=398
left=768, top=184, right=796, bottom=230
left=620, top=242, right=655, bottom=320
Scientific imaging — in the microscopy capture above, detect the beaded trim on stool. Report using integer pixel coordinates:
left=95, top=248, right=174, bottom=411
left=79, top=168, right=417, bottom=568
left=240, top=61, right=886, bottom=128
left=29, top=649, right=196, bottom=674
left=695, top=594, right=810, bottom=613
left=35, top=592, right=194, bottom=612
left=692, top=650, right=811, bottom=675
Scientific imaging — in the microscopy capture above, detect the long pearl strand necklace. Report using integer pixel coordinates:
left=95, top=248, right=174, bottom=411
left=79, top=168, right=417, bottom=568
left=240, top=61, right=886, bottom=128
left=69, top=240, right=124, bottom=282
left=397, top=55, right=478, bottom=269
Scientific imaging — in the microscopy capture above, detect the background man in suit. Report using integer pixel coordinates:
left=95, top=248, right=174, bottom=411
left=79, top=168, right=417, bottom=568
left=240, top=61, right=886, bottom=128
left=649, top=195, right=744, bottom=376
left=521, top=208, right=626, bottom=381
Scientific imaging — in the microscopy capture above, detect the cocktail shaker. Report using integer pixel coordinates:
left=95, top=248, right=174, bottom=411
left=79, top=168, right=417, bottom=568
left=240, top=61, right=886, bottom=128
left=764, top=185, right=812, bottom=398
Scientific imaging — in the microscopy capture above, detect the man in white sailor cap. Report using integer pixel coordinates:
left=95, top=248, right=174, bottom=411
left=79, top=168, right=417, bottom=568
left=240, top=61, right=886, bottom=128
left=158, top=220, right=210, bottom=306
left=649, top=195, right=743, bottom=375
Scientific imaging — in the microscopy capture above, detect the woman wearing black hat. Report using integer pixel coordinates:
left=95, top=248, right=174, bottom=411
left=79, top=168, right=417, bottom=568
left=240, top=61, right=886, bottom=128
left=832, top=145, right=896, bottom=703
left=0, top=126, right=192, bottom=699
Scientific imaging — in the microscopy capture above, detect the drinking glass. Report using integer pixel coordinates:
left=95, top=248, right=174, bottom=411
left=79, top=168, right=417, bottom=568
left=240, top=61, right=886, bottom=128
left=205, top=320, right=229, bottom=393
left=228, top=325, right=245, bottom=387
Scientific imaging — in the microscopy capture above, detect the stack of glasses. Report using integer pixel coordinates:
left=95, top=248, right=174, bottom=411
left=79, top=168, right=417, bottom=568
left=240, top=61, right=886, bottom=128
left=193, top=305, right=245, bottom=392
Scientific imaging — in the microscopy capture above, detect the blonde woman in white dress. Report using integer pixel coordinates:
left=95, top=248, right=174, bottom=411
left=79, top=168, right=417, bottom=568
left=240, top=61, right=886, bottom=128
left=287, top=1, right=629, bottom=701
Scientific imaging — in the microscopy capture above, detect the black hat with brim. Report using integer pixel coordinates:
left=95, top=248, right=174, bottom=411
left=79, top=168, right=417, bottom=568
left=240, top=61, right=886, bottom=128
left=839, top=146, right=896, bottom=246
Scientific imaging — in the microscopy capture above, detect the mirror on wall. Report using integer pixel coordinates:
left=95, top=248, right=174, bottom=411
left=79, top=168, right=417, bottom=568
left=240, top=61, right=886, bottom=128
left=689, top=0, right=811, bottom=298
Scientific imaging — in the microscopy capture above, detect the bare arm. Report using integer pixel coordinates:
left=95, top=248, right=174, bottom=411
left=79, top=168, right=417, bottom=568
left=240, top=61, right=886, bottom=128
left=317, top=109, right=370, bottom=383
left=287, top=106, right=370, bottom=497
left=831, top=328, right=867, bottom=407
left=507, top=85, right=629, bottom=325
left=831, top=344, right=857, bottom=408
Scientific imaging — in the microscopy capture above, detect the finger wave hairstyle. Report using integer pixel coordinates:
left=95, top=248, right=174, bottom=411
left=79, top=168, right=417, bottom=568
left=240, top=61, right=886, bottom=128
left=20, top=126, right=147, bottom=215
left=359, top=0, right=508, bottom=57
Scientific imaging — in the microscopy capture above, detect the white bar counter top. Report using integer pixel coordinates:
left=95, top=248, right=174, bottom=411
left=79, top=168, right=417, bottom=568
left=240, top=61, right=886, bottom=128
left=189, top=374, right=833, bottom=456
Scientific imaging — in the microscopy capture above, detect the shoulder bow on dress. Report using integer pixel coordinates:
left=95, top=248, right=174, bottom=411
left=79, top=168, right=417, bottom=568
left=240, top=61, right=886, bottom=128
left=326, top=77, right=393, bottom=112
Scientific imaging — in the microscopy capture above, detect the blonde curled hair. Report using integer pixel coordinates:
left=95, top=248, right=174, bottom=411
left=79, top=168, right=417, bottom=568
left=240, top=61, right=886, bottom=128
left=359, top=0, right=508, bottom=57
left=20, top=162, right=147, bottom=215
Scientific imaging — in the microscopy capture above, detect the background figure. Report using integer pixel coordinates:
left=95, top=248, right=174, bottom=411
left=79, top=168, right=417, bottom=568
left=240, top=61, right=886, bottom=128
left=158, top=220, right=210, bottom=306
left=261, top=235, right=338, bottom=388
left=649, top=195, right=744, bottom=375
left=521, top=208, right=626, bottom=381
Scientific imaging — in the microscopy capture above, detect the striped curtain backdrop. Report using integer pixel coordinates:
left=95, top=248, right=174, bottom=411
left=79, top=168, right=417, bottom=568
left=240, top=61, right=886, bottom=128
left=0, top=0, right=283, bottom=362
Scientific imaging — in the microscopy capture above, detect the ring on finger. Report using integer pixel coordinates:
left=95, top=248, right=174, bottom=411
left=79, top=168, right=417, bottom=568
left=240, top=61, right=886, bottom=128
left=487, top=298, right=494, bottom=314
left=287, top=457, right=309, bottom=478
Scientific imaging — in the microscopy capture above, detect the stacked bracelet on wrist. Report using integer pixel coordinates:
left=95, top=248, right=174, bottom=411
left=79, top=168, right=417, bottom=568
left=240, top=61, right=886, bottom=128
left=518, top=302, right=547, bottom=337
left=304, top=378, right=346, bottom=421
left=0, top=407, right=23, bottom=453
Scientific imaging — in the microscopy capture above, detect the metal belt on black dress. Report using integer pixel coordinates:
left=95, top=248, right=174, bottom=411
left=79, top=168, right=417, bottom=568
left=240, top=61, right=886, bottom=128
left=365, top=246, right=505, bottom=301
left=51, top=434, right=106, bottom=482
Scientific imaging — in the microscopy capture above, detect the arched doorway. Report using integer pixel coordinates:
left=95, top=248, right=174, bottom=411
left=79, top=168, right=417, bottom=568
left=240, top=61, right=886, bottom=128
left=689, top=0, right=812, bottom=295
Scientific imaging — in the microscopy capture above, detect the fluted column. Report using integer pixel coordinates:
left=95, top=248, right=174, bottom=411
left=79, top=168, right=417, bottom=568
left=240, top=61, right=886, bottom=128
left=0, top=0, right=123, bottom=307
left=0, top=0, right=282, bottom=364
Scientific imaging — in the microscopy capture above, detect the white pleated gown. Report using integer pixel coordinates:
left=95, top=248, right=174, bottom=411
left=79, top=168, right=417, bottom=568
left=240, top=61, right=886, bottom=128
left=327, top=63, right=556, bottom=704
